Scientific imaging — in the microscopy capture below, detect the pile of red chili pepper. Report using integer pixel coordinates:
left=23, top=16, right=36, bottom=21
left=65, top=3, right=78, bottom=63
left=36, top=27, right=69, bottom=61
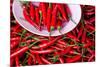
left=10, top=1, right=95, bottom=66
left=22, top=2, right=71, bottom=32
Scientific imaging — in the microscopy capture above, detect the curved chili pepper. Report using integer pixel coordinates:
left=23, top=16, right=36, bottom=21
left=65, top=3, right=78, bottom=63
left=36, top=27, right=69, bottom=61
left=57, top=40, right=67, bottom=46
left=59, top=46, right=71, bottom=55
left=57, top=4, right=68, bottom=21
left=66, top=55, right=81, bottom=63
left=50, top=46, right=63, bottom=51
left=40, top=56, right=52, bottom=64
left=86, top=24, right=95, bottom=31
left=56, top=43, right=66, bottom=49
left=84, top=11, right=95, bottom=16
left=11, top=37, right=20, bottom=41
left=30, top=49, right=54, bottom=54
left=88, top=53, right=95, bottom=62
left=23, top=6, right=39, bottom=30
left=67, top=33, right=79, bottom=42
left=32, top=36, right=61, bottom=49
left=10, top=41, right=38, bottom=58
left=59, top=56, right=64, bottom=63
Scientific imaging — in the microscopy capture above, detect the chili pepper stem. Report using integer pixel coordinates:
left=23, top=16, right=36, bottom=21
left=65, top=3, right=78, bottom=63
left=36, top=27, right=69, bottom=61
left=49, top=26, right=54, bottom=41
left=57, top=26, right=62, bottom=35
left=39, top=11, right=42, bottom=31
left=28, top=41, right=39, bottom=48
left=68, top=14, right=77, bottom=24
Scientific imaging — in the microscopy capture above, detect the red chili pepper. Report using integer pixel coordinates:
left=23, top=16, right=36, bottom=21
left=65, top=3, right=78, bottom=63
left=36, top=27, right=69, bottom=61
left=30, top=2, right=35, bottom=20
left=40, top=56, right=52, bottom=64
left=52, top=3, right=56, bottom=9
left=84, top=17, right=95, bottom=24
left=73, top=45, right=80, bottom=49
left=12, top=23, right=20, bottom=32
left=35, top=54, right=43, bottom=64
left=57, top=20, right=62, bottom=32
left=28, top=56, right=32, bottom=65
left=10, top=41, right=38, bottom=58
left=10, top=59, right=14, bottom=66
left=78, top=27, right=83, bottom=39
left=40, top=2, right=47, bottom=26
left=30, top=49, right=54, bottom=54
left=66, top=55, right=81, bottom=63
left=46, top=3, right=52, bottom=32
left=88, top=54, right=95, bottom=62
left=83, top=43, right=91, bottom=48
left=23, top=6, right=39, bottom=30
left=15, top=56, right=20, bottom=66
left=59, top=56, right=64, bottom=63
left=86, top=24, right=95, bottom=31
left=59, top=46, right=71, bottom=55
left=51, top=46, right=63, bottom=51
left=69, top=50, right=80, bottom=55
left=57, top=4, right=68, bottom=21
left=81, top=30, right=86, bottom=44
left=57, top=40, right=67, bottom=46
left=87, top=48, right=95, bottom=55
left=64, top=4, right=72, bottom=20
left=32, top=36, right=61, bottom=49
left=11, top=37, right=20, bottom=41
left=50, top=5, right=58, bottom=31
left=84, top=11, right=95, bottom=16
left=11, top=41, right=19, bottom=49
left=56, top=43, right=66, bottom=49
left=26, top=39, right=35, bottom=44
left=35, top=8, right=40, bottom=25
left=67, top=32, right=79, bottom=42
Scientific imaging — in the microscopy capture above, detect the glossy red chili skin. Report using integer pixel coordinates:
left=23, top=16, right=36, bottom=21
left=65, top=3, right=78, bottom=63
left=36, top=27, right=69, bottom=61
left=78, top=27, right=83, bottom=39
left=30, top=49, right=54, bottom=54
left=35, top=8, right=40, bottom=25
left=57, top=20, right=62, bottom=31
left=11, top=41, right=19, bottom=49
left=28, top=56, right=32, bottom=65
left=64, top=4, right=71, bottom=21
left=40, top=56, right=52, bottom=64
left=67, top=32, right=79, bottom=42
left=46, top=4, right=52, bottom=32
left=30, top=2, right=35, bottom=20
left=23, top=6, right=40, bottom=30
left=35, top=54, right=43, bottom=64
left=11, top=47, right=29, bottom=58
left=57, top=4, right=68, bottom=21
left=40, top=2, right=47, bottom=26
left=66, top=55, right=81, bottom=63
left=32, top=36, right=61, bottom=49
left=59, top=46, right=71, bottom=55
left=81, top=30, right=86, bottom=44
left=50, top=5, right=58, bottom=31
left=15, top=56, right=20, bottom=66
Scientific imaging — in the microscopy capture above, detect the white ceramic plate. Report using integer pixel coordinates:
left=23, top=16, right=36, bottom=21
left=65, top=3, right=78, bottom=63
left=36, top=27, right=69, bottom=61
left=12, top=0, right=82, bottom=36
